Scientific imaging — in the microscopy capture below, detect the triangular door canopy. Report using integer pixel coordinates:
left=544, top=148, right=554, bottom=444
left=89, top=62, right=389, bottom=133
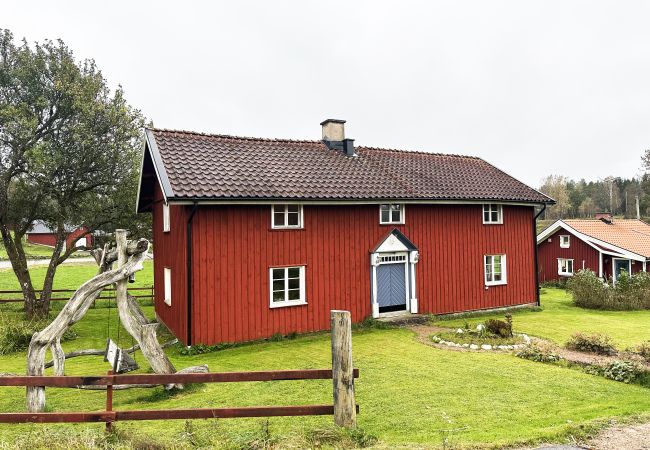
left=372, top=228, right=418, bottom=253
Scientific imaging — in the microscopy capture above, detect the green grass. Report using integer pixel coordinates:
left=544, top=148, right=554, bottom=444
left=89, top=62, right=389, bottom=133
left=0, top=237, right=89, bottom=260
left=437, top=288, right=650, bottom=349
left=1, top=273, right=650, bottom=447
left=435, top=330, right=524, bottom=346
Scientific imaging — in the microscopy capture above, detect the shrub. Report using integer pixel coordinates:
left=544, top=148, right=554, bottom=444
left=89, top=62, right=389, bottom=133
left=516, top=341, right=562, bottom=363
left=0, top=315, right=77, bottom=355
left=485, top=319, right=512, bottom=337
left=566, top=332, right=616, bottom=355
left=602, top=360, right=644, bottom=383
left=567, top=270, right=609, bottom=309
left=630, top=341, right=650, bottom=362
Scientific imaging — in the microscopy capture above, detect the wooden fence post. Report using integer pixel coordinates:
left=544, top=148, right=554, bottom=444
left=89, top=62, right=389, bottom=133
left=105, top=370, right=113, bottom=432
left=331, top=310, right=356, bottom=428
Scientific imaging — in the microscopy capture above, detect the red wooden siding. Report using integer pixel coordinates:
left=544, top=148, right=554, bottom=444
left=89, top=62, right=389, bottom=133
left=537, top=229, right=599, bottom=282
left=187, top=204, right=537, bottom=345
left=26, top=228, right=93, bottom=249
left=151, top=185, right=189, bottom=341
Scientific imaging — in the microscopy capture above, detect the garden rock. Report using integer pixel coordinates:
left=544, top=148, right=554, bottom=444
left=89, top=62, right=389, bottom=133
left=481, top=344, right=492, bottom=350
left=470, top=344, right=479, bottom=350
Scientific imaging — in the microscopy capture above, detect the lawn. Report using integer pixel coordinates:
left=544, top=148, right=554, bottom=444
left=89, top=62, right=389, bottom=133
left=0, top=238, right=88, bottom=260
left=437, top=288, right=650, bottom=349
left=1, top=268, right=650, bottom=448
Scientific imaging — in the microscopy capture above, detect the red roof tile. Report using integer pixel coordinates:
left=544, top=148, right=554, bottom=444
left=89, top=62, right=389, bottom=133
left=564, top=219, right=650, bottom=258
left=147, top=128, right=552, bottom=203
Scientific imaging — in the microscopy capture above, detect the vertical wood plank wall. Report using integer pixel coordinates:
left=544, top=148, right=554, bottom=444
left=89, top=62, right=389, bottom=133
left=151, top=185, right=189, bottom=340
left=537, top=229, right=599, bottom=282
left=181, top=203, right=537, bottom=345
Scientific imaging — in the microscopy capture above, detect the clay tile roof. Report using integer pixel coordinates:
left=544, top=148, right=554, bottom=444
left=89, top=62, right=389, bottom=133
left=564, top=219, right=650, bottom=258
left=146, top=128, right=553, bottom=203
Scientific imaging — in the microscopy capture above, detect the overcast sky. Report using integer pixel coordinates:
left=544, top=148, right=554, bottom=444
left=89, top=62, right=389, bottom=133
left=5, top=1, right=650, bottom=187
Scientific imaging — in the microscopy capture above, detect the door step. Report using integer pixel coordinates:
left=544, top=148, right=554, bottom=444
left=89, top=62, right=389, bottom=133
left=377, top=313, right=428, bottom=325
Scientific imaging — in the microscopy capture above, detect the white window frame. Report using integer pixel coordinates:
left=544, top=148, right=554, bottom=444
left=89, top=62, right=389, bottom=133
left=559, top=235, right=570, bottom=248
left=163, top=267, right=172, bottom=306
left=482, top=204, right=503, bottom=224
left=379, top=204, right=405, bottom=225
left=269, top=266, right=307, bottom=308
left=271, top=204, right=304, bottom=229
left=557, top=258, right=574, bottom=276
left=484, top=254, right=507, bottom=286
left=163, top=203, right=170, bottom=233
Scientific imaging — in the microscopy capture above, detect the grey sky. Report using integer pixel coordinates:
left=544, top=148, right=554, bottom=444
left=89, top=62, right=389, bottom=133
left=5, top=1, right=650, bottom=187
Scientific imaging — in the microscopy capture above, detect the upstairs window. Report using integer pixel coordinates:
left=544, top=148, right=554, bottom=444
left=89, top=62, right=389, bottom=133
left=559, top=235, right=570, bottom=248
left=270, top=266, right=306, bottom=307
left=272, top=204, right=303, bottom=229
left=484, top=254, right=507, bottom=286
left=379, top=204, right=404, bottom=224
left=163, top=203, right=170, bottom=232
left=483, top=204, right=503, bottom=224
left=558, top=258, right=574, bottom=276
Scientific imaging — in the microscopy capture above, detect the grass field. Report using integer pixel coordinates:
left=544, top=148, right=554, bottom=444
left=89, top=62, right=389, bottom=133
left=437, top=288, right=650, bottom=349
left=0, top=238, right=89, bottom=260
left=1, top=265, right=650, bottom=448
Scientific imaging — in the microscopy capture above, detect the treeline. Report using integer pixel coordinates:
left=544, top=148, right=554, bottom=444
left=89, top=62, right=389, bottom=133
left=539, top=150, right=650, bottom=220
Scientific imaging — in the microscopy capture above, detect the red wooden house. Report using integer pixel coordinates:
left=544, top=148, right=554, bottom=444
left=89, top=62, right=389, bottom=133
left=136, top=119, right=553, bottom=345
left=537, top=213, right=650, bottom=283
left=26, top=221, right=93, bottom=250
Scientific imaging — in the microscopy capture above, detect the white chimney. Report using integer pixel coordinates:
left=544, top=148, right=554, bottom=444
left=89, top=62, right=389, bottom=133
left=320, top=119, right=346, bottom=141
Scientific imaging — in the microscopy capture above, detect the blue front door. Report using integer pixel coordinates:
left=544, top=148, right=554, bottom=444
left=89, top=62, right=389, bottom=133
left=377, top=262, right=407, bottom=313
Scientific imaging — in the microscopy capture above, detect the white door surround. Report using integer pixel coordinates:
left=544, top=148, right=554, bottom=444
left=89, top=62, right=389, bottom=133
left=370, top=230, right=419, bottom=318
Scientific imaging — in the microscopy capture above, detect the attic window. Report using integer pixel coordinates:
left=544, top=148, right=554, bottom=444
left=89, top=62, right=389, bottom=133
left=560, top=235, right=570, bottom=248
left=482, top=204, right=503, bottom=224
left=272, top=204, right=303, bottom=229
left=379, top=204, right=404, bottom=224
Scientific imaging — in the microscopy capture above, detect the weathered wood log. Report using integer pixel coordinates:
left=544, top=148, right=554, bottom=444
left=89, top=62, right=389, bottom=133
left=26, top=238, right=149, bottom=412
left=92, top=239, right=148, bottom=269
left=331, top=310, right=356, bottom=428
left=50, top=339, right=65, bottom=376
left=43, top=339, right=178, bottom=369
left=113, top=230, right=177, bottom=386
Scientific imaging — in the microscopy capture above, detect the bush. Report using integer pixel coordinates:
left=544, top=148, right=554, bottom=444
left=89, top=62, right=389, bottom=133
left=567, top=270, right=610, bottom=309
left=567, top=269, right=650, bottom=310
left=0, top=314, right=77, bottom=355
left=630, top=341, right=650, bottom=362
left=516, top=341, right=562, bottom=363
left=602, top=360, right=644, bottom=383
left=484, top=319, right=512, bottom=337
left=566, top=332, right=616, bottom=355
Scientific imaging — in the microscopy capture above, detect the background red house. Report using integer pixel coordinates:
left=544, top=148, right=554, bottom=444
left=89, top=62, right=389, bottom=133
left=26, top=221, right=93, bottom=250
left=537, top=213, right=650, bottom=283
left=137, top=119, right=553, bottom=345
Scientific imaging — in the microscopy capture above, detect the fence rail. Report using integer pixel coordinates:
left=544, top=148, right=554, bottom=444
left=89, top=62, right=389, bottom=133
left=0, top=286, right=154, bottom=303
left=0, top=310, right=359, bottom=429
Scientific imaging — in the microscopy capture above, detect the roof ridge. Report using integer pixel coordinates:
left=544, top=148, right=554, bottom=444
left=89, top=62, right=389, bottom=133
left=358, top=145, right=481, bottom=159
left=148, top=127, right=322, bottom=145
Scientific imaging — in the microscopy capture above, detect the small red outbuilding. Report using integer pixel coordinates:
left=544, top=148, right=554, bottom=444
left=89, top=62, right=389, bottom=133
left=26, top=221, right=93, bottom=250
left=137, top=119, right=553, bottom=345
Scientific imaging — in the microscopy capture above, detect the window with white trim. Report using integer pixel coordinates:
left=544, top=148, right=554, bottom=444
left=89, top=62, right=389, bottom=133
left=163, top=203, right=170, bottom=232
left=270, top=266, right=306, bottom=307
left=163, top=267, right=172, bottom=306
left=484, top=254, right=507, bottom=285
left=272, top=204, right=303, bottom=229
left=558, top=258, right=574, bottom=276
left=559, top=235, right=570, bottom=248
left=482, top=204, right=503, bottom=224
left=379, top=204, right=404, bottom=224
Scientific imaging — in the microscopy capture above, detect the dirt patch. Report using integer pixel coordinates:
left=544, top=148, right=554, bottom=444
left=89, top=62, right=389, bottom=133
left=588, top=421, right=650, bottom=449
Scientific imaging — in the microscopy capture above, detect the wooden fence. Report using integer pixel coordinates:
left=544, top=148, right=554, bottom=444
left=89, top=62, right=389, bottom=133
left=0, top=286, right=154, bottom=304
left=0, top=310, right=359, bottom=429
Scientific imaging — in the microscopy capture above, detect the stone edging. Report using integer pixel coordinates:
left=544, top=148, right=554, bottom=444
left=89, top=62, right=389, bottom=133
left=431, top=332, right=531, bottom=351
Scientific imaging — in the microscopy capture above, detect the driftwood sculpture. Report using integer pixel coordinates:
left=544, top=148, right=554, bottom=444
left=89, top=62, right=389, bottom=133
left=26, top=229, right=207, bottom=413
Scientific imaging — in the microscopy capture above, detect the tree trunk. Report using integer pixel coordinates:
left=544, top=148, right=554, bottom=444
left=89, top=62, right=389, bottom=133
left=0, top=225, right=38, bottom=318
left=37, top=231, right=66, bottom=319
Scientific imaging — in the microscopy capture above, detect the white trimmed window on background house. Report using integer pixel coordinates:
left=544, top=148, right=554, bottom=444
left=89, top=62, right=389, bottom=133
left=558, top=258, right=574, bottom=276
left=379, top=204, right=404, bottom=224
left=272, top=204, right=303, bottom=229
left=164, top=267, right=172, bottom=306
left=559, top=235, right=570, bottom=248
left=270, top=266, right=306, bottom=307
left=163, top=203, right=170, bottom=232
left=482, top=204, right=503, bottom=224
left=484, top=254, right=507, bottom=285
